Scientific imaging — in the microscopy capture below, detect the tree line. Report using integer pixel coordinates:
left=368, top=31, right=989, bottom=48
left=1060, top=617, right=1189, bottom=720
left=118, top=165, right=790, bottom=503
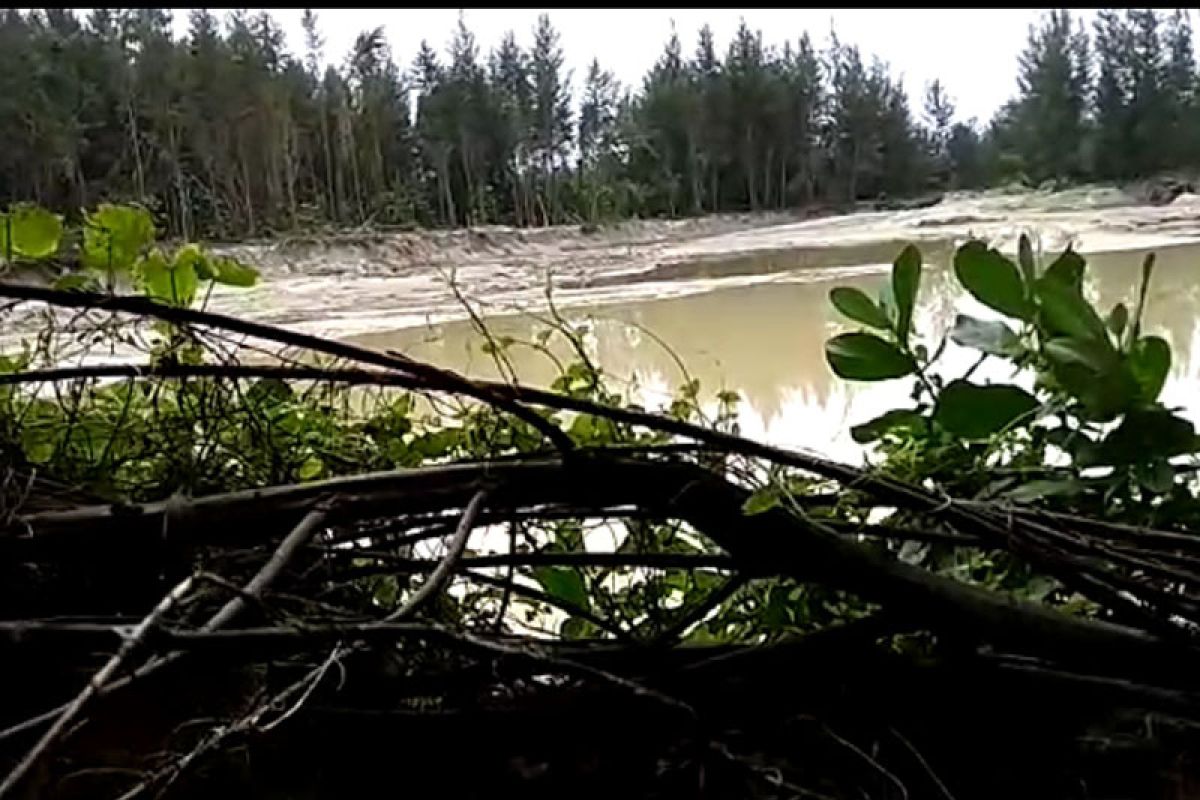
left=0, top=8, right=1196, bottom=240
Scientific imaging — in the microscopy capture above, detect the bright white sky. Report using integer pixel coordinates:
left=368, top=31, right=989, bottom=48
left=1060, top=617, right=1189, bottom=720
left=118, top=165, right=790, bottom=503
left=172, top=8, right=1110, bottom=125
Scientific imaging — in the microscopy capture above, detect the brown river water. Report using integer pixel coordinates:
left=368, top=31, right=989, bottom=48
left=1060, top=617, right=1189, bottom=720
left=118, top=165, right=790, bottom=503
left=345, top=240, right=1200, bottom=461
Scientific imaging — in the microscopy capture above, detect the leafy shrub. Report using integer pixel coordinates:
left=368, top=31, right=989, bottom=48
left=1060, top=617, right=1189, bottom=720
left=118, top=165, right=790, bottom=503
left=825, top=235, right=1195, bottom=522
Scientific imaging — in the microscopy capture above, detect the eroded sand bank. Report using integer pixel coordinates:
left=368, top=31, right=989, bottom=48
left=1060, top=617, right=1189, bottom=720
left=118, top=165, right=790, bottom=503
left=207, top=185, right=1200, bottom=340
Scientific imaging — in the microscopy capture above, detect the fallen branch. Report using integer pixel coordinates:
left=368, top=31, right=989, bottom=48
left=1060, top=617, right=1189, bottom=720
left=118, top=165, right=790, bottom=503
left=0, top=283, right=574, bottom=452
left=0, top=575, right=195, bottom=799
left=386, top=489, right=489, bottom=622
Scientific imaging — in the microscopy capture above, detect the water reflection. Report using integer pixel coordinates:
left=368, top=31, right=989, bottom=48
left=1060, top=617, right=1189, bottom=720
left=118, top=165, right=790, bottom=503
left=350, top=242, right=1200, bottom=460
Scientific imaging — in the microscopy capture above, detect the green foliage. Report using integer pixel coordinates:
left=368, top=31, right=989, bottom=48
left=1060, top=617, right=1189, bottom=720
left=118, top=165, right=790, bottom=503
left=825, top=245, right=929, bottom=382
left=825, top=235, right=1198, bottom=526
left=0, top=201, right=258, bottom=307
left=829, top=287, right=891, bottom=330
left=953, top=241, right=1032, bottom=321
left=825, top=333, right=916, bottom=380
left=932, top=381, right=1038, bottom=439
left=2, top=205, right=63, bottom=260
left=0, top=254, right=797, bottom=644
left=891, top=244, right=922, bottom=345
left=83, top=204, right=157, bottom=272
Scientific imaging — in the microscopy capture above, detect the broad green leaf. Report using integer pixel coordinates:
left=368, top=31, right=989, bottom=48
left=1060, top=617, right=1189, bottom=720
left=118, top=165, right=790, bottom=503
left=949, top=314, right=1022, bottom=358
left=82, top=204, right=155, bottom=272
left=1005, top=478, right=1084, bottom=504
left=1106, top=303, right=1128, bottom=342
left=830, top=287, right=891, bottom=330
left=742, top=485, right=781, bottom=515
left=212, top=256, right=259, bottom=287
left=1042, top=337, right=1118, bottom=373
left=1017, top=233, right=1036, bottom=285
left=1096, top=408, right=1196, bottom=465
left=533, top=567, right=590, bottom=610
left=825, top=332, right=916, bottom=381
left=1042, top=337, right=1136, bottom=420
left=139, top=248, right=198, bottom=307
left=52, top=273, right=96, bottom=292
left=8, top=205, right=62, bottom=259
left=891, top=244, right=921, bottom=344
left=1042, top=247, right=1085, bottom=291
left=878, top=280, right=897, bottom=326
left=22, top=434, right=55, bottom=465
left=174, top=243, right=212, bottom=280
left=850, top=408, right=927, bottom=443
left=933, top=380, right=1039, bottom=439
left=1129, top=335, right=1171, bottom=403
left=1135, top=460, right=1175, bottom=495
left=298, top=456, right=324, bottom=480
left=1034, top=276, right=1110, bottom=344
left=560, top=617, right=590, bottom=640
left=953, top=241, right=1031, bottom=320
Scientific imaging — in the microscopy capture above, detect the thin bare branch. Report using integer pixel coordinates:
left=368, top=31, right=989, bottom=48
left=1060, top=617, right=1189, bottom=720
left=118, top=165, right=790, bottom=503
left=0, top=575, right=195, bottom=799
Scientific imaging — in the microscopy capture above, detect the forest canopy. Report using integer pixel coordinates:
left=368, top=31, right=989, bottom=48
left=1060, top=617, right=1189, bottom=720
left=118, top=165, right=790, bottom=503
left=0, top=8, right=1197, bottom=239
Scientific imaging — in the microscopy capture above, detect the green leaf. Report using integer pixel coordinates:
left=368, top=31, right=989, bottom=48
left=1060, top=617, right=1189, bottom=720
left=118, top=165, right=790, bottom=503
left=298, top=456, right=324, bottom=480
left=560, top=617, right=590, bottom=640
left=825, top=332, right=917, bottom=381
left=953, top=240, right=1031, bottom=320
left=1129, top=335, right=1171, bottom=403
left=1005, top=478, right=1084, bottom=504
left=1106, top=303, right=1128, bottom=342
left=1035, top=276, right=1110, bottom=344
left=533, top=567, right=590, bottom=610
left=1135, top=460, right=1175, bottom=495
left=138, top=248, right=198, bottom=307
left=877, top=281, right=897, bottom=326
left=933, top=380, right=1039, bottom=439
left=891, top=244, right=921, bottom=344
left=52, top=273, right=96, bottom=292
left=949, top=314, right=1022, bottom=358
left=174, top=243, right=212, bottom=280
left=1042, top=337, right=1136, bottom=420
left=7, top=205, right=62, bottom=259
left=1131, top=253, right=1155, bottom=342
left=1017, top=233, right=1036, bottom=285
left=23, top=435, right=55, bottom=465
left=1096, top=408, right=1196, bottom=465
left=1042, top=247, right=1085, bottom=291
left=850, top=408, right=927, bottom=444
left=83, top=204, right=155, bottom=272
left=212, top=256, right=259, bottom=287
left=829, top=287, right=891, bottom=330
left=742, top=485, right=781, bottom=515
left=1042, top=336, right=1118, bottom=373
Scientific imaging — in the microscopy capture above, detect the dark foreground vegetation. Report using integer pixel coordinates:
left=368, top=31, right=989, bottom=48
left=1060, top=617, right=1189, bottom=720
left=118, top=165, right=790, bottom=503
left=2, top=206, right=1200, bottom=798
left=3, top=8, right=1200, bottom=240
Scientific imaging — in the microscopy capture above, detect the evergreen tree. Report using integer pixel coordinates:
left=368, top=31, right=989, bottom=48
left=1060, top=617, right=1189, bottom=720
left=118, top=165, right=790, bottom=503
left=5, top=8, right=1196, bottom=240
left=1012, top=10, right=1090, bottom=182
left=1092, top=9, right=1132, bottom=179
left=528, top=14, right=572, bottom=223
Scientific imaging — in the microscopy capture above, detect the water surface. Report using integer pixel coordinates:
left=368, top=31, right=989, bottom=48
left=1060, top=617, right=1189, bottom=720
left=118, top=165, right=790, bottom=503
left=349, top=241, right=1200, bottom=460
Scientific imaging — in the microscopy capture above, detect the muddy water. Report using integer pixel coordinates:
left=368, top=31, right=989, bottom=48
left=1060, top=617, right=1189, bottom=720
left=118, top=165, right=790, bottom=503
left=347, top=241, right=1200, bottom=461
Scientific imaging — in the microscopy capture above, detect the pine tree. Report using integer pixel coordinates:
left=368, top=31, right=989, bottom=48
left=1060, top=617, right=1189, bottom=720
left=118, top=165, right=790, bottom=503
left=1163, top=10, right=1196, bottom=169
left=1012, top=10, right=1090, bottom=183
left=528, top=14, right=572, bottom=223
left=577, top=58, right=622, bottom=221
left=1092, top=9, right=1132, bottom=179
left=1126, top=9, right=1168, bottom=177
left=923, top=79, right=956, bottom=186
